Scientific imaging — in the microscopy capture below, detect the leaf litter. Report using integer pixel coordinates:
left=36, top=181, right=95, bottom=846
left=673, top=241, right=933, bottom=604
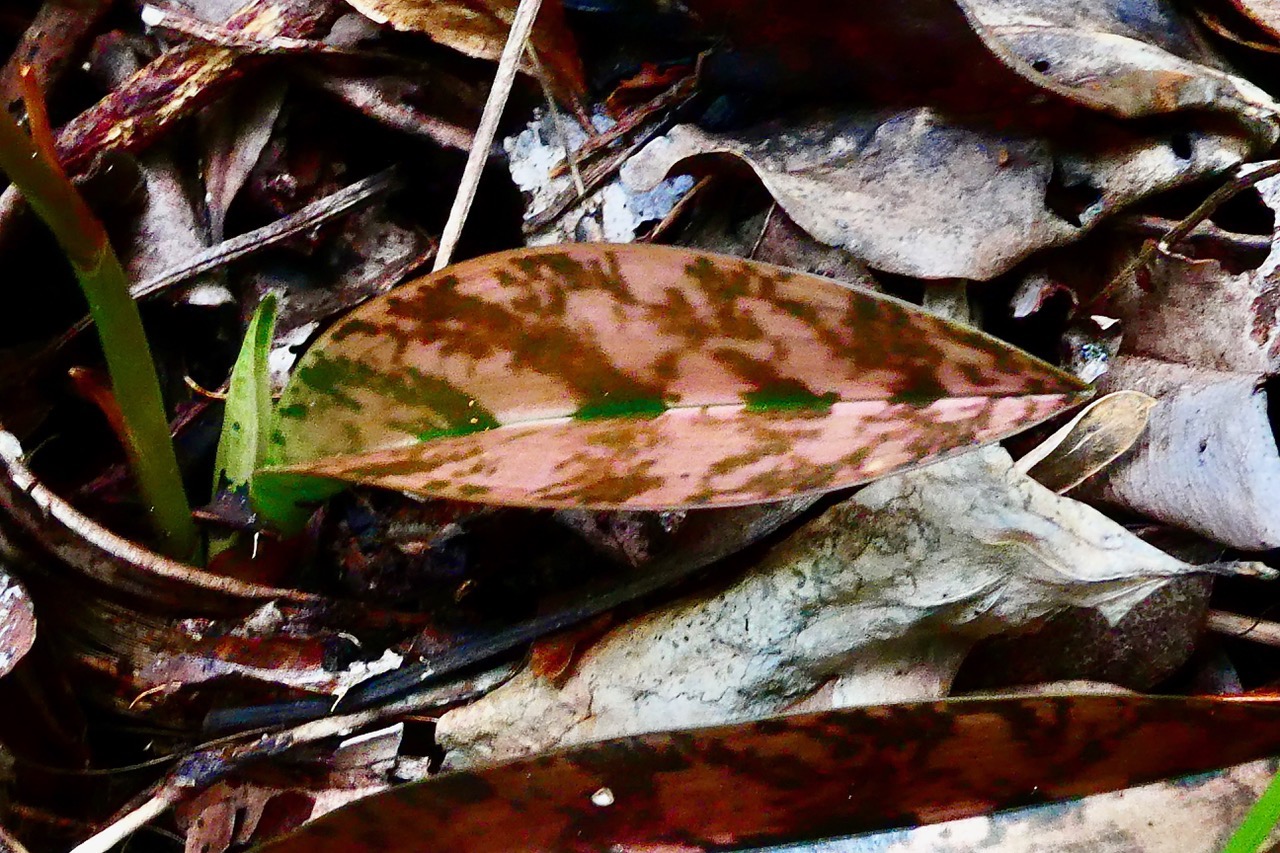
left=4, top=0, right=1280, bottom=851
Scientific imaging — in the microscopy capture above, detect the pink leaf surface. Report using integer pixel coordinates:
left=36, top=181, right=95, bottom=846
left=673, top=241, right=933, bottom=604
left=261, top=244, right=1089, bottom=510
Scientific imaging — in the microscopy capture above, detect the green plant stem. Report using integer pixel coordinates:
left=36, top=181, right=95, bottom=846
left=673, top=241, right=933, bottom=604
left=0, top=110, right=197, bottom=559
left=1223, top=766, right=1280, bottom=853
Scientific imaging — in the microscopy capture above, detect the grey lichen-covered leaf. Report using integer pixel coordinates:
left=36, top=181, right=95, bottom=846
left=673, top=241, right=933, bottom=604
left=435, top=447, right=1209, bottom=769
left=623, top=108, right=1253, bottom=279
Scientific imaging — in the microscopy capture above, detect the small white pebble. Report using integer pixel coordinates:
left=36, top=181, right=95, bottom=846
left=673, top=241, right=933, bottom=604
left=590, top=787, right=615, bottom=807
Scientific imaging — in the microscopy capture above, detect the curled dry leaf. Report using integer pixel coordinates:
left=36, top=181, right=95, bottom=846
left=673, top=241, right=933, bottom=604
left=1227, top=0, right=1280, bottom=42
left=256, top=694, right=1280, bottom=853
left=435, top=447, right=1205, bottom=769
left=255, top=244, right=1088, bottom=524
left=0, top=565, right=35, bottom=679
left=1080, top=357, right=1280, bottom=550
left=1014, top=390, right=1156, bottom=493
left=341, top=0, right=585, bottom=103
left=624, top=109, right=1252, bottom=279
left=961, top=0, right=1278, bottom=135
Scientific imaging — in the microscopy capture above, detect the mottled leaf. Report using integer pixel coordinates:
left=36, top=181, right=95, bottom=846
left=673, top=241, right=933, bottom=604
left=1015, top=390, right=1156, bottom=493
left=254, top=694, right=1280, bottom=853
left=256, top=245, right=1088, bottom=522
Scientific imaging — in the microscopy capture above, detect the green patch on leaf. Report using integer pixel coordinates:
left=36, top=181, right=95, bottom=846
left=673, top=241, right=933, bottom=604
left=260, top=244, right=1089, bottom=516
left=574, top=396, right=668, bottom=421
left=743, top=383, right=837, bottom=413
left=250, top=471, right=346, bottom=536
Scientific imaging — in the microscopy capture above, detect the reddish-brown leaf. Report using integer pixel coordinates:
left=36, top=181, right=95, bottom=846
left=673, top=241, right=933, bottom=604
left=254, top=694, right=1280, bottom=852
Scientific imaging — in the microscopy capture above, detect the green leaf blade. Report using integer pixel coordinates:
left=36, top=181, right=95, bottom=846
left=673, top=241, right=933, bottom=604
left=214, top=294, right=279, bottom=499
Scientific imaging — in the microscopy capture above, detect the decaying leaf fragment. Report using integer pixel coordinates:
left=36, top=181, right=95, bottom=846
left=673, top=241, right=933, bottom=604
left=0, top=565, right=34, bottom=679
left=340, top=0, right=585, bottom=103
left=434, top=447, right=1206, bottom=769
left=624, top=109, right=1252, bottom=279
left=256, top=244, right=1088, bottom=522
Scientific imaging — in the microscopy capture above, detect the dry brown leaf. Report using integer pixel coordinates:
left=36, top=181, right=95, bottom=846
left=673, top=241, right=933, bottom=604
left=1105, top=164, right=1280, bottom=374
left=341, top=0, right=585, bottom=103
left=1076, top=164, right=1280, bottom=547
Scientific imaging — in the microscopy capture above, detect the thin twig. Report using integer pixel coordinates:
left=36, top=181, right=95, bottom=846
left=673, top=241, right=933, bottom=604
left=1115, top=213, right=1272, bottom=254
left=528, top=49, right=585, bottom=196
left=48, top=168, right=398, bottom=351
left=67, top=682, right=495, bottom=853
left=1089, top=161, right=1280, bottom=309
left=1207, top=610, right=1280, bottom=648
left=434, top=0, right=545, bottom=270
left=68, top=796, right=169, bottom=853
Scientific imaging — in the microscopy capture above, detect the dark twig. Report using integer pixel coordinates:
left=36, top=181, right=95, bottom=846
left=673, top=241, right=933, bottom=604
left=1114, top=213, right=1273, bottom=254
left=1089, top=160, right=1280, bottom=309
left=48, top=168, right=400, bottom=351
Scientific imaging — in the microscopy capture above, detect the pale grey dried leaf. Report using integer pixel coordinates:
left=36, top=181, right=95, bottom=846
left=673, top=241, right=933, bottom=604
left=624, top=108, right=1251, bottom=279
left=436, top=447, right=1205, bottom=769
left=1080, top=356, right=1280, bottom=549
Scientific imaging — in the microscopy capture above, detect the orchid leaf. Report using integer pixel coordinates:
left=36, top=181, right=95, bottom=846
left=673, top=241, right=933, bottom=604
left=211, top=294, right=277, bottom=555
left=255, top=244, right=1089, bottom=525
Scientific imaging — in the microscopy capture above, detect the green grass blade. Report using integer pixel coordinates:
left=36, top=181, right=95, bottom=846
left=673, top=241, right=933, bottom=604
left=1223, top=766, right=1280, bottom=853
left=0, top=107, right=196, bottom=558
